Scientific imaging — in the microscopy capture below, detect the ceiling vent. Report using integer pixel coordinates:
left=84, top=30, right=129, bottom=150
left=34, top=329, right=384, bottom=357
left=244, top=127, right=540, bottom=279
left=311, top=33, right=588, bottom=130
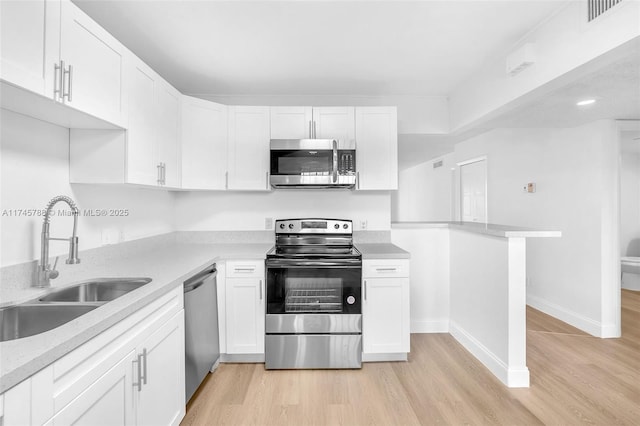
left=506, top=43, right=536, bottom=77
left=588, top=0, right=623, bottom=21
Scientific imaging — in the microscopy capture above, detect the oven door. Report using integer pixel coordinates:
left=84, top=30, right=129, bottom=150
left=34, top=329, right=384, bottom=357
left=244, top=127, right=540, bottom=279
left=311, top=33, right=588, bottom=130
left=266, top=259, right=361, bottom=317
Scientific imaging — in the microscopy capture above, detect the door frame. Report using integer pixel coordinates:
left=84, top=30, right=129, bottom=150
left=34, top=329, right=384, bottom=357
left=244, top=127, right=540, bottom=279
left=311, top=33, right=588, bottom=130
left=457, top=156, right=488, bottom=223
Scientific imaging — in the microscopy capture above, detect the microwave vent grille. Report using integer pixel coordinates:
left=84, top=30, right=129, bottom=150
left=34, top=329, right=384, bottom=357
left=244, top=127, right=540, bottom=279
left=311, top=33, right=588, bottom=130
left=588, top=0, right=623, bottom=21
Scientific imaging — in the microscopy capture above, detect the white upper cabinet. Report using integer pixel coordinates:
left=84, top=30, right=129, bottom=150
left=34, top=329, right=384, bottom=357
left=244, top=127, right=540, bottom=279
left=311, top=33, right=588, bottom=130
left=58, top=0, right=126, bottom=126
left=313, top=107, right=355, bottom=142
left=126, top=58, right=159, bottom=186
left=156, top=82, right=181, bottom=188
left=181, top=96, right=228, bottom=190
left=0, top=0, right=59, bottom=96
left=0, top=0, right=126, bottom=127
left=269, top=106, right=355, bottom=141
left=355, top=106, right=398, bottom=190
left=227, top=106, right=271, bottom=191
left=270, top=107, right=312, bottom=139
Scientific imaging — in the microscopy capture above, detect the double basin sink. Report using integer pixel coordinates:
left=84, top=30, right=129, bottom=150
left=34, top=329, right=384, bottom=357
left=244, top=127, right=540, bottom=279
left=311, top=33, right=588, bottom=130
left=0, top=278, right=152, bottom=342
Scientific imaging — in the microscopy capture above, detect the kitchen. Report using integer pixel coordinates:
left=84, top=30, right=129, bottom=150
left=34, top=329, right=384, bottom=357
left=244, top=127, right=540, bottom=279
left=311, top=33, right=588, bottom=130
left=1, top=0, right=639, bottom=425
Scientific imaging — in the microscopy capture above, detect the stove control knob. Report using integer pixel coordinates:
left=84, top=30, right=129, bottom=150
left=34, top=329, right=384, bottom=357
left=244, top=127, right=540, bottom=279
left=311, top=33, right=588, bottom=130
left=288, top=223, right=294, bottom=229
left=343, top=224, right=348, bottom=229
left=334, top=224, right=340, bottom=229
left=346, top=295, right=356, bottom=305
left=279, top=224, right=285, bottom=229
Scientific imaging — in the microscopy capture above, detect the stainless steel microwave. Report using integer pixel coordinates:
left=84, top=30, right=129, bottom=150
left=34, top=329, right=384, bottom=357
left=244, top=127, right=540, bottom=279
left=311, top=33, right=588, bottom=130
left=270, top=139, right=356, bottom=189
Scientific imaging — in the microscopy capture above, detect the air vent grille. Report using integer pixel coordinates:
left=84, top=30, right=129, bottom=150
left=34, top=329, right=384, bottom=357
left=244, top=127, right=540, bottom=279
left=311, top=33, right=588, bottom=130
left=433, top=160, right=443, bottom=169
left=588, top=0, right=623, bottom=21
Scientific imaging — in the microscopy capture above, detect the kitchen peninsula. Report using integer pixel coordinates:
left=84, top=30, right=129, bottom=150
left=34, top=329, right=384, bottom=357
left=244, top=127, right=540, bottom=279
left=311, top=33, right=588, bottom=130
left=392, top=221, right=561, bottom=387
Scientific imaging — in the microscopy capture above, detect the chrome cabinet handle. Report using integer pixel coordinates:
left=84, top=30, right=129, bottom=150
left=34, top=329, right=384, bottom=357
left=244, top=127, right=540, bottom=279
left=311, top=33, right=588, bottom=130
left=309, top=120, right=312, bottom=138
left=357, top=172, right=360, bottom=189
left=259, top=279, right=263, bottom=300
left=142, top=348, right=148, bottom=385
left=332, top=139, right=338, bottom=183
left=364, top=280, right=367, bottom=300
left=136, top=352, right=144, bottom=392
left=162, top=163, right=166, bottom=185
left=157, top=163, right=162, bottom=185
left=66, top=64, right=73, bottom=101
left=225, top=171, right=229, bottom=189
left=54, top=62, right=62, bottom=100
left=266, top=171, right=270, bottom=190
left=313, top=121, right=317, bottom=138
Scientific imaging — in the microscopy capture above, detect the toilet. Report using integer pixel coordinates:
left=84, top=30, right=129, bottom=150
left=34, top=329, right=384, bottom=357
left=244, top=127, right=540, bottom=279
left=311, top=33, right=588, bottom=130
left=621, top=257, right=640, bottom=291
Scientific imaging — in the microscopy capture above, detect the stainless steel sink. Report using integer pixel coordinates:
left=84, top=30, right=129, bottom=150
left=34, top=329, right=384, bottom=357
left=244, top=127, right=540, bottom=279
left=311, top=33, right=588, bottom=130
left=39, top=278, right=152, bottom=303
left=0, top=304, right=98, bottom=342
left=0, top=277, right=152, bottom=342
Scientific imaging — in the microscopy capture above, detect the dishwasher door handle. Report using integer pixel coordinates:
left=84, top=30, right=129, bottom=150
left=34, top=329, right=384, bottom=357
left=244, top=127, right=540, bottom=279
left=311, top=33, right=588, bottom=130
left=184, top=266, right=217, bottom=293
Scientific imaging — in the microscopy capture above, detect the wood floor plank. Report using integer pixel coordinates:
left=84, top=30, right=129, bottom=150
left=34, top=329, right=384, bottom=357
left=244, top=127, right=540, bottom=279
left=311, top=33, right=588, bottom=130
left=183, top=290, right=640, bottom=425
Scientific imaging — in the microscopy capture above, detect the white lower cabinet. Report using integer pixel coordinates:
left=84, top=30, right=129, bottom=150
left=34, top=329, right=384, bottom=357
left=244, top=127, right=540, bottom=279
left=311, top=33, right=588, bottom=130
left=224, top=260, right=265, bottom=356
left=1, top=286, right=185, bottom=426
left=362, top=259, right=410, bottom=359
left=46, top=350, right=136, bottom=426
left=136, top=311, right=185, bottom=426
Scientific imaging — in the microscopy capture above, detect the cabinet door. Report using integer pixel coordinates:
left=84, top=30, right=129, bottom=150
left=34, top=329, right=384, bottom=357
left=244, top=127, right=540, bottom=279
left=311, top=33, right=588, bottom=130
left=313, top=107, right=355, bottom=142
left=59, top=0, right=126, bottom=126
left=156, top=82, right=181, bottom=188
left=181, top=96, right=228, bottom=190
left=126, top=58, right=158, bottom=186
left=355, top=107, right=398, bottom=190
left=227, top=106, right=270, bottom=190
left=48, top=350, right=136, bottom=426
left=270, top=106, right=313, bottom=139
left=136, top=311, right=185, bottom=426
left=0, top=0, right=59, bottom=97
left=226, top=277, right=265, bottom=354
left=362, top=277, right=410, bottom=354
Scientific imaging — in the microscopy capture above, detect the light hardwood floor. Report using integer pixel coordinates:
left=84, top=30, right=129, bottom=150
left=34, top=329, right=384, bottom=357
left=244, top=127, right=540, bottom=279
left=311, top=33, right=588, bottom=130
left=182, top=290, right=640, bottom=425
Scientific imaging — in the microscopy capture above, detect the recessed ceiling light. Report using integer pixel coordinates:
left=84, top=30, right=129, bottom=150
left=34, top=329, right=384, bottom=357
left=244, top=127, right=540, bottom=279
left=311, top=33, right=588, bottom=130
left=576, top=99, right=597, bottom=106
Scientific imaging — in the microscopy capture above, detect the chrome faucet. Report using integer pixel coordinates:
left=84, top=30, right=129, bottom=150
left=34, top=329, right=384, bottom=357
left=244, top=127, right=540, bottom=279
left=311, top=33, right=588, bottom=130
left=37, top=195, right=81, bottom=287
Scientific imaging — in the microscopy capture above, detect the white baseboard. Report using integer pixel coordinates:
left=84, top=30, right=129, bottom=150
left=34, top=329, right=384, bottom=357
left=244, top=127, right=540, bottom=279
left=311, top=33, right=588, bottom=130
left=220, top=353, right=265, bottom=363
left=362, top=352, right=408, bottom=362
left=449, top=321, right=529, bottom=388
left=411, top=319, right=449, bottom=333
left=526, top=294, right=612, bottom=337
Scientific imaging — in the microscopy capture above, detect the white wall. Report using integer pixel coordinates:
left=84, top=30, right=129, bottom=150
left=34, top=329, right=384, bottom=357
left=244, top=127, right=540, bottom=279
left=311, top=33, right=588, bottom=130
left=0, top=109, right=176, bottom=267
left=620, top=132, right=640, bottom=256
left=174, top=190, right=390, bottom=232
left=453, top=120, right=620, bottom=337
left=392, top=152, right=454, bottom=222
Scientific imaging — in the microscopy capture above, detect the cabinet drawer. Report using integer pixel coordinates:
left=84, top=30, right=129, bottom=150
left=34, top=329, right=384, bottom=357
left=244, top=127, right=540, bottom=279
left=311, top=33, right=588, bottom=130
left=363, top=259, right=409, bottom=278
left=226, top=260, right=264, bottom=278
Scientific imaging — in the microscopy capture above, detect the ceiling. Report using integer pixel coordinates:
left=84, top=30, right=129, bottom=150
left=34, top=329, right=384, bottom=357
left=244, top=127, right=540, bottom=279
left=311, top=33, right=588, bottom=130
left=72, top=0, right=568, bottom=97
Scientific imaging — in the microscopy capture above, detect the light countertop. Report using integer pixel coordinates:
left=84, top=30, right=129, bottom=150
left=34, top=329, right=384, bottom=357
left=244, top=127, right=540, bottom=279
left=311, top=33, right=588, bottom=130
left=391, top=221, right=561, bottom=238
left=0, top=242, right=272, bottom=394
left=356, top=243, right=410, bottom=259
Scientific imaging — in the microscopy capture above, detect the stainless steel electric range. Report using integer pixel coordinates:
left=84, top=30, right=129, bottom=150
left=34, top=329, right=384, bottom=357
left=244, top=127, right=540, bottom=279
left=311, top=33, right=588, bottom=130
left=265, top=218, right=362, bottom=369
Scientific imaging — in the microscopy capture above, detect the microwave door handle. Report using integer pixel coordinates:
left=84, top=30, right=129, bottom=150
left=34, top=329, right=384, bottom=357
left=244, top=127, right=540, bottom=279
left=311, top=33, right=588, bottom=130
left=332, top=140, right=338, bottom=183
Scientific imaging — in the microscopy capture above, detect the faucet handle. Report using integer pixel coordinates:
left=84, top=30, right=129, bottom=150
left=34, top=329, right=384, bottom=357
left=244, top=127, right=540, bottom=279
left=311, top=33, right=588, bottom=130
left=49, top=256, right=60, bottom=280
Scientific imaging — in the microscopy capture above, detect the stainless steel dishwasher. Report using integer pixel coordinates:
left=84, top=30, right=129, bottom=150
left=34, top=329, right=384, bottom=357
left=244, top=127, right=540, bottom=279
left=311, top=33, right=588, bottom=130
left=184, top=263, right=219, bottom=403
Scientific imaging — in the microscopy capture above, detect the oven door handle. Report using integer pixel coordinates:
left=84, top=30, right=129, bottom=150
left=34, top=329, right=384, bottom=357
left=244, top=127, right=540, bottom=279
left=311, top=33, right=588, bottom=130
left=266, top=260, right=362, bottom=268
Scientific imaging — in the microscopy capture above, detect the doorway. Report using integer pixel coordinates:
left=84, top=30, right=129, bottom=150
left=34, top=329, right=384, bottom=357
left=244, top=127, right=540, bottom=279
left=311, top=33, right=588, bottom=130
left=459, top=157, right=487, bottom=223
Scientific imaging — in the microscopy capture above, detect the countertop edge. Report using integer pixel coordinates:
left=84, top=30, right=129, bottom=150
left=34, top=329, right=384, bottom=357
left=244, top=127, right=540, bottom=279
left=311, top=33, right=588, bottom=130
left=391, top=222, right=561, bottom=238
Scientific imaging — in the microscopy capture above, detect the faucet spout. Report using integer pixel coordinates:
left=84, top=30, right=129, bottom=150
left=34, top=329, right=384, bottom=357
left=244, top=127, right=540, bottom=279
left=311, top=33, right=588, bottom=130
left=37, top=195, right=81, bottom=287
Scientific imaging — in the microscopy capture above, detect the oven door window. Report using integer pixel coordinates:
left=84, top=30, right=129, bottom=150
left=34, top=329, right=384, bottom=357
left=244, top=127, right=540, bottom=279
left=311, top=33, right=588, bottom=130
left=267, top=266, right=361, bottom=315
left=270, top=150, right=333, bottom=176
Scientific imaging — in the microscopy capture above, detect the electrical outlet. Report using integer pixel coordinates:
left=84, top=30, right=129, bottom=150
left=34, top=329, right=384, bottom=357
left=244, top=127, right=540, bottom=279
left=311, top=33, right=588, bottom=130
left=265, top=217, right=273, bottom=230
left=359, top=220, right=368, bottom=230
